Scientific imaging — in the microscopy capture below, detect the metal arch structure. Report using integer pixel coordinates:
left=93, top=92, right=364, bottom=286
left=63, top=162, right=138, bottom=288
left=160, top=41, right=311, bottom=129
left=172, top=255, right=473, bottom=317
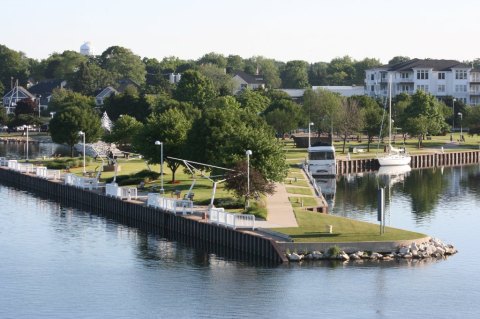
left=167, top=157, right=239, bottom=207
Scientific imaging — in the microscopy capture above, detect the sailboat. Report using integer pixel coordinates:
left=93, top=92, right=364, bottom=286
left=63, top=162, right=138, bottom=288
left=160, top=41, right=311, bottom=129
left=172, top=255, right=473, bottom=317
left=378, top=75, right=411, bottom=166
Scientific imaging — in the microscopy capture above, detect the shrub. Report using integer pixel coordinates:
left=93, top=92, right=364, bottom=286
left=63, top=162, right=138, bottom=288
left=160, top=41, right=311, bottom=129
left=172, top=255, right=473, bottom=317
left=327, top=245, right=341, bottom=257
left=118, top=177, right=145, bottom=186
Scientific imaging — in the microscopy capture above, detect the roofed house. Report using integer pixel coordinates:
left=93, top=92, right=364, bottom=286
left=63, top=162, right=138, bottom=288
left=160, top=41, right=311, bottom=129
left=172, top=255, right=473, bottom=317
left=232, top=71, right=265, bottom=94
left=2, top=86, right=36, bottom=114
left=28, top=79, right=67, bottom=111
left=95, top=78, right=140, bottom=106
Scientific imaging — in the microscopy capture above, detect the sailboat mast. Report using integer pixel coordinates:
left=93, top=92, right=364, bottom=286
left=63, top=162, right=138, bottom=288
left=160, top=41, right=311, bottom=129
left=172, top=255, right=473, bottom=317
left=388, top=74, right=392, bottom=147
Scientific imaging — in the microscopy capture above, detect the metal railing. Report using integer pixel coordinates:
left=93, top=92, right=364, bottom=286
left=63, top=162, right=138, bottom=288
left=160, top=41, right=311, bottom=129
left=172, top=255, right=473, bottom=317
left=64, top=173, right=99, bottom=190
left=208, top=207, right=256, bottom=230
left=7, top=160, right=35, bottom=173
left=303, top=163, right=322, bottom=197
left=147, top=193, right=193, bottom=215
left=35, top=167, right=61, bottom=180
left=105, top=183, right=138, bottom=200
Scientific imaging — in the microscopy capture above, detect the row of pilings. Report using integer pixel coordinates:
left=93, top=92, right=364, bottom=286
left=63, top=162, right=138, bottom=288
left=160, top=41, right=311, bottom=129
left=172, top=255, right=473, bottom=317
left=336, top=150, right=480, bottom=174
left=0, top=168, right=285, bottom=264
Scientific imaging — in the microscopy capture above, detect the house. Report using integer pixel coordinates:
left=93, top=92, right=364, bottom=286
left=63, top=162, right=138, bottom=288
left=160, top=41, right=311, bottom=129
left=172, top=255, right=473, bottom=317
left=232, top=71, right=265, bottom=94
left=95, top=79, right=140, bottom=106
left=365, top=59, right=477, bottom=105
left=2, top=86, right=36, bottom=114
left=28, top=79, right=67, bottom=111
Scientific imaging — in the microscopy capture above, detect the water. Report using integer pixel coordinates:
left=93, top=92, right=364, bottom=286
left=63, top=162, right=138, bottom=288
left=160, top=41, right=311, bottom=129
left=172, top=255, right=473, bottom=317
left=0, top=141, right=71, bottom=159
left=1, top=164, right=480, bottom=318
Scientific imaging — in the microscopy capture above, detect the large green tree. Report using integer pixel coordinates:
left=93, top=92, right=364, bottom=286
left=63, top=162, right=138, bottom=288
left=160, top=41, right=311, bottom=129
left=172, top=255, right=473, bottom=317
left=103, top=87, right=151, bottom=122
left=173, top=70, right=216, bottom=107
left=187, top=97, right=288, bottom=181
left=337, top=98, right=364, bottom=153
left=235, top=89, right=271, bottom=114
left=48, top=89, right=95, bottom=113
left=68, top=61, right=113, bottom=95
left=133, top=109, right=192, bottom=182
left=49, top=106, right=102, bottom=156
left=308, top=62, right=328, bottom=86
left=100, top=46, right=146, bottom=85
left=0, top=45, right=31, bottom=93
left=104, top=115, right=143, bottom=148
left=264, top=97, right=303, bottom=137
left=302, top=88, right=342, bottom=138
left=327, top=56, right=356, bottom=85
left=198, top=64, right=234, bottom=96
left=197, top=52, right=227, bottom=69
left=245, top=56, right=282, bottom=88
left=41, top=50, right=87, bottom=80
left=280, top=60, right=310, bottom=88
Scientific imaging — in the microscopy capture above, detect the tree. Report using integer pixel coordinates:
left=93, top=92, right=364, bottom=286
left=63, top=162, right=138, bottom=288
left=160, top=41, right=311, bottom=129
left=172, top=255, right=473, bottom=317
left=400, top=90, right=449, bottom=147
left=465, top=105, right=480, bottom=134
left=302, top=88, right=342, bottom=138
left=264, top=98, right=303, bottom=138
left=308, top=62, right=328, bottom=86
left=187, top=98, right=288, bottom=182
left=104, top=115, right=143, bottom=148
left=226, top=55, right=245, bottom=74
left=103, top=88, right=151, bottom=122
left=198, top=64, right=234, bottom=96
left=351, top=95, right=384, bottom=151
left=224, top=161, right=275, bottom=204
left=14, top=98, right=36, bottom=116
left=68, top=61, right=113, bottom=95
left=100, top=46, right=146, bottom=85
left=48, top=89, right=95, bottom=113
left=337, top=98, right=364, bottom=153
left=236, top=89, right=271, bottom=114
left=245, top=56, right=282, bottom=88
left=327, top=56, right=356, bottom=85
left=388, top=56, right=410, bottom=65
left=42, top=50, right=87, bottom=80
left=49, top=106, right=102, bottom=156
left=142, top=57, right=172, bottom=94
left=0, top=107, right=7, bottom=125
left=133, top=109, right=192, bottom=182
left=280, top=60, right=309, bottom=88
left=197, top=52, right=227, bottom=69
left=173, top=70, right=216, bottom=107
left=353, top=58, right=382, bottom=85
left=0, top=45, right=31, bottom=92
left=151, top=93, right=201, bottom=122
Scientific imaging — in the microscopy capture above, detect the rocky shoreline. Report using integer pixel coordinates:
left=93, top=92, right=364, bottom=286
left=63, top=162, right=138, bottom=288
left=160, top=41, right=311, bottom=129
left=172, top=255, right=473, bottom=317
left=286, top=238, right=457, bottom=262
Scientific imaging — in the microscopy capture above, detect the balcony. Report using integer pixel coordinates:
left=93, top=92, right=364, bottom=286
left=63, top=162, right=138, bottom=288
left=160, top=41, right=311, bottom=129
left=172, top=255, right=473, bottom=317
left=469, top=91, right=480, bottom=95
left=470, top=76, right=480, bottom=83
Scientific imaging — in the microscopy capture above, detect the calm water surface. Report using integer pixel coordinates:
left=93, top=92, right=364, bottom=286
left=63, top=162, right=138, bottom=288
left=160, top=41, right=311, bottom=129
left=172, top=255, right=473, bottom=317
left=1, top=163, right=479, bottom=318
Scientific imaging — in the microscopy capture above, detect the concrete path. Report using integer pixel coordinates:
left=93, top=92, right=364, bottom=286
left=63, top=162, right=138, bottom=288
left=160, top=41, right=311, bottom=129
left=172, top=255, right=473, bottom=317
left=264, top=182, right=299, bottom=228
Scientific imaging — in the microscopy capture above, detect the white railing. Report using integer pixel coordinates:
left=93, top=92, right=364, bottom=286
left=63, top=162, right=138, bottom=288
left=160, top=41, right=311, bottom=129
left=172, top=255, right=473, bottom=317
left=303, top=163, right=322, bottom=197
left=146, top=193, right=193, bottom=215
left=106, top=183, right=138, bottom=200
left=36, top=167, right=61, bottom=179
left=0, top=157, right=8, bottom=166
left=7, top=160, right=18, bottom=170
left=64, top=173, right=99, bottom=190
left=7, top=160, right=35, bottom=173
left=208, top=207, right=256, bottom=230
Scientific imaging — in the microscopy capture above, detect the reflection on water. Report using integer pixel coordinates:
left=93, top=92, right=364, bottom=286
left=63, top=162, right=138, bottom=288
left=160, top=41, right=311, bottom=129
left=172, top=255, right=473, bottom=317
left=0, top=142, right=71, bottom=158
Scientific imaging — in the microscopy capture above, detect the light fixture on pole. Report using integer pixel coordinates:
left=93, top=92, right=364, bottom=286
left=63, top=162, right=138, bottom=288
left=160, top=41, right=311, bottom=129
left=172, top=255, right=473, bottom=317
left=245, top=150, right=252, bottom=208
left=155, top=141, right=164, bottom=194
left=451, top=98, right=456, bottom=141
left=308, top=122, right=314, bottom=148
left=458, top=112, right=463, bottom=142
left=26, top=126, right=29, bottom=161
left=78, top=131, right=86, bottom=174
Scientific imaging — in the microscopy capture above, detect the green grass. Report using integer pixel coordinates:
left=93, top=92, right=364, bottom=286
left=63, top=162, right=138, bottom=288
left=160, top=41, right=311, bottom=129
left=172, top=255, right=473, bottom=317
left=285, top=178, right=309, bottom=187
left=275, top=209, right=426, bottom=243
left=289, top=197, right=318, bottom=207
left=285, top=186, right=313, bottom=196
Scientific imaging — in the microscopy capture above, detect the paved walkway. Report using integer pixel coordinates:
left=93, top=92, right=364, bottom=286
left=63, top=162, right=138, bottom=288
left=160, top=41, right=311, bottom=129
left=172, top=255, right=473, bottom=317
left=263, top=182, right=299, bottom=228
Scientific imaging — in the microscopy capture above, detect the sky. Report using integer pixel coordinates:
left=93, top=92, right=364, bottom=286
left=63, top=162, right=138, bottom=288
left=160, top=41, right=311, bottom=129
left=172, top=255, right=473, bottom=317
left=2, top=0, right=479, bottom=64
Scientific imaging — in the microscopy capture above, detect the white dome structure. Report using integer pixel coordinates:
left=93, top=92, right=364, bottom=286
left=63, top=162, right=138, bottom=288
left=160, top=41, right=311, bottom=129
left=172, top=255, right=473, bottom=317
left=80, top=42, right=93, bottom=56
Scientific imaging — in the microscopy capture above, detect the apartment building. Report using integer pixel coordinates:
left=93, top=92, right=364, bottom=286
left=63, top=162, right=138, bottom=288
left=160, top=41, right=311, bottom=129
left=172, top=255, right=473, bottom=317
left=365, top=59, right=480, bottom=105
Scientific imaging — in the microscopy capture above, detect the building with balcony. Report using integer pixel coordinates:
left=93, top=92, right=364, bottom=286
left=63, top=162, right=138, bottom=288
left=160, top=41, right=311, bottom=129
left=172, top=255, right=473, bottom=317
left=365, top=59, right=479, bottom=105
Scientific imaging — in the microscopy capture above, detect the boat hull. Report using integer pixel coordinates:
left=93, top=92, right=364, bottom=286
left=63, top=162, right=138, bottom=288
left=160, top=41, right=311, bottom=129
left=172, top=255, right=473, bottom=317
left=378, top=154, right=411, bottom=166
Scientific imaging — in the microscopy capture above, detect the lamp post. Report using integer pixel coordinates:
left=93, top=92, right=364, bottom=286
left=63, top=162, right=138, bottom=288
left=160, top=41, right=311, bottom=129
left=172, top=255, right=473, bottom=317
left=78, top=131, right=86, bottom=174
left=155, top=141, right=164, bottom=194
left=458, top=112, right=463, bottom=142
left=245, top=150, right=252, bottom=208
left=451, top=98, right=456, bottom=141
left=25, top=126, right=29, bottom=161
left=308, top=122, right=314, bottom=148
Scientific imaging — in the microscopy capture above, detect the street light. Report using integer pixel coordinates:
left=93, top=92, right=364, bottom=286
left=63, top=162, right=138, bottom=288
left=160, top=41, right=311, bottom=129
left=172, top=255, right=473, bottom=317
left=78, top=131, right=86, bottom=174
left=458, top=112, right=463, bottom=142
left=25, top=126, right=29, bottom=161
left=155, top=141, right=164, bottom=194
left=308, top=122, right=314, bottom=148
left=245, top=150, right=252, bottom=208
left=451, top=98, right=456, bottom=141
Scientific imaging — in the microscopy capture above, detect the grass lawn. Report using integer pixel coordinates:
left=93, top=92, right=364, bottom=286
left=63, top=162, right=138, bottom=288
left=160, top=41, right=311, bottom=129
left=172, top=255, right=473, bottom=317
left=275, top=209, right=426, bottom=243
left=285, top=178, right=309, bottom=187
left=285, top=186, right=313, bottom=196
left=289, top=197, right=318, bottom=207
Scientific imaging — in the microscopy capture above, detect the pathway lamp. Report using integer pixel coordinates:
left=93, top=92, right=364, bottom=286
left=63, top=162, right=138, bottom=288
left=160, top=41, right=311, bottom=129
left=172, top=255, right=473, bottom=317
left=155, top=141, right=165, bottom=194
left=451, top=98, right=456, bottom=141
left=458, top=112, right=463, bottom=142
left=308, top=122, right=314, bottom=148
left=246, top=150, right=252, bottom=208
left=78, top=131, right=86, bottom=174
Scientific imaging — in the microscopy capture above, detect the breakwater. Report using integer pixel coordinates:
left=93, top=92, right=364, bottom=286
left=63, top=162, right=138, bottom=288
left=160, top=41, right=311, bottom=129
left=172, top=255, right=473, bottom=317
left=337, top=150, right=480, bottom=174
left=0, top=168, right=284, bottom=264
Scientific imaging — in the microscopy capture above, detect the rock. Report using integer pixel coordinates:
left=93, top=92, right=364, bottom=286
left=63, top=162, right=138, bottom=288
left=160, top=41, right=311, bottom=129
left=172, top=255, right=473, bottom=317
left=338, top=251, right=350, bottom=261
left=371, top=252, right=383, bottom=259
left=349, top=253, right=361, bottom=260
left=398, top=246, right=410, bottom=254
left=435, top=247, right=446, bottom=255
left=403, top=253, right=413, bottom=258
left=287, top=252, right=303, bottom=262
left=410, top=242, right=419, bottom=251
left=312, top=251, right=324, bottom=260
left=305, top=253, right=314, bottom=260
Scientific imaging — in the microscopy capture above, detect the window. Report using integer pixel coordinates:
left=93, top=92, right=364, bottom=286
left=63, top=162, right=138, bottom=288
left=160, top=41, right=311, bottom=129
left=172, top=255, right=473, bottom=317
left=438, top=72, right=445, bottom=80
left=416, top=70, right=429, bottom=80
left=455, top=85, right=467, bottom=92
left=371, top=85, right=374, bottom=92
left=401, top=72, right=410, bottom=79
left=400, top=84, right=411, bottom=92
left=455, top=70, right=467, bottom=80
left=417, top=85, right=429, bottom=92
left=438, top=85, right=446, bottom=93
left=309, top=151, right=335, bottom=161
left=370, top=74, right=374, bottom=81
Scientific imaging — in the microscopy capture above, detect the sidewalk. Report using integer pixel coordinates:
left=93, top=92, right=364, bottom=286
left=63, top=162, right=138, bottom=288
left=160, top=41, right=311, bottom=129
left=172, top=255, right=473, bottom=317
left=263, top=182, right=299, bottom=228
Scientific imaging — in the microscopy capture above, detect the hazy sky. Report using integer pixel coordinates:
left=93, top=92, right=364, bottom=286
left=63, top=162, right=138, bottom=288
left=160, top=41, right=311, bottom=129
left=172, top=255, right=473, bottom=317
left=2, top=0, right=479, bottom=64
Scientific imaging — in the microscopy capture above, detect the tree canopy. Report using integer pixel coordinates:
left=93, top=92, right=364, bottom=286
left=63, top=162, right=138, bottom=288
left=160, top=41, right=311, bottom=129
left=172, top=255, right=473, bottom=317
left=100, top=46, right=146, bottom=85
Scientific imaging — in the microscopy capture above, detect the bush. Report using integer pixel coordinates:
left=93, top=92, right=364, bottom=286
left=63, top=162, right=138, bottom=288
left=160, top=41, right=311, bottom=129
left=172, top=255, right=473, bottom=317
left=327, top=245, right=341, bottom=257
left=118, top=177, right=145, bottom=186
left=246, top=201, right=267, bottom=220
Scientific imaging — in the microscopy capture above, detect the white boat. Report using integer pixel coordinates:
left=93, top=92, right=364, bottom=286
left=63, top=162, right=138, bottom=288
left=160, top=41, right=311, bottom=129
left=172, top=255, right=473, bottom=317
left=308, top=144, right=336, bottom=176
left=377, top=165, right=411, bottom=186
left=378, top=75, right=411, bottom=166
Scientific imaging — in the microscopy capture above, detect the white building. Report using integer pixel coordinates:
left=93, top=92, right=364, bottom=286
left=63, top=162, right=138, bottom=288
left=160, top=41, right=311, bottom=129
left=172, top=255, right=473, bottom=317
left=365, top=59, right=479, bottom=105
left=80, top=42, right=93, bottom=56
left=232, top=71, right=265, bottom=94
